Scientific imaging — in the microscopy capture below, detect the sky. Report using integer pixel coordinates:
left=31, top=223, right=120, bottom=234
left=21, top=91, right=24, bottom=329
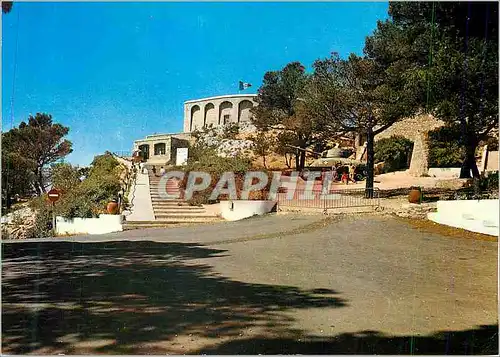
left=2, top=1, right=389, bottom=166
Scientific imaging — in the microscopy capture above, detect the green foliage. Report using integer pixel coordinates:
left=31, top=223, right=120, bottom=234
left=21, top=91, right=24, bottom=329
left=383, top=2, right=498, bottom=177
left=252, top=62, right=314, bottom=170
left=1, top=113, right=73, bottom=200
left=248, top=132, right=275, bottom=168
left=180, top=151, right=253, bottom=205
left=26, top=208, right=53, bottom=238
left=33, top=153, right=122, bottom=219
left=374, top=136, right=414, bottom=173
left=51, top=163, right=81, bottom=193
left=220, top=123, right=240, bottom=139
left=479, top=171, right=498, bottom=192
left=427, top=126, right=464, bottom=167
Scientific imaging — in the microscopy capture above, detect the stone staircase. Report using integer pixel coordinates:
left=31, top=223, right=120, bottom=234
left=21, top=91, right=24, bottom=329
left=123, top=172, right=221, bottom=230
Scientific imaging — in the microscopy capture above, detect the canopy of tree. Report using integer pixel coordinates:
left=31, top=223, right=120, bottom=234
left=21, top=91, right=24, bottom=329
left=2, top=113, right=72, bottom=208
left=252, top=1, right=498, bottom=192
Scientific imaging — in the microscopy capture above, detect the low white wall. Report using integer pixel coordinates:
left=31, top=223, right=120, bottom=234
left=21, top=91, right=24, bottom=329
left=220, top=200, right=277, bottom=221
left=428, top=168, right=461, bottom=178
left=56, top=214, right=123, bottom=235
left=428, top=199, right=499, bottom=236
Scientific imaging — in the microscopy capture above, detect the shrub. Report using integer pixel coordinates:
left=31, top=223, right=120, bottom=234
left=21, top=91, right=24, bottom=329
left=428, top=126, right=464, bottom=167
left=180, top=151, right=252, bottom=205
left=51, top=163, right=81, bottom=193
left=374, top=136, right=414, bottom=173
left=39, top=153, right=123, bottom=219
left=25, top=208, right=53, bottom=238
left=179, top=150, right=275, bottom=205
left=479, top=171, right=499, bottom=192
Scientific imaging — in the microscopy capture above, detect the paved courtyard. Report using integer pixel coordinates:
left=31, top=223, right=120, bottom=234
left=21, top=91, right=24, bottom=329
left=2, top=214, right=498, bottom=354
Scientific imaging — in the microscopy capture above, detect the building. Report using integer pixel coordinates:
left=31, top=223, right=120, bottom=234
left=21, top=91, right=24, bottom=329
left=183, top=94, right=257, bottom=132
left=133, top=93, right=257, bottom=165
left=133, top=133, right=192, bottom=166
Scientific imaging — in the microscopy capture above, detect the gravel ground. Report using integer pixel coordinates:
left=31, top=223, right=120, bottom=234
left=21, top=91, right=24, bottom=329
left=2, top=214, right=497, bottom=354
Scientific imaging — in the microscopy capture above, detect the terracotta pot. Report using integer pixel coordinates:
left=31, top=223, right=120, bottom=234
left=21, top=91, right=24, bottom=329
left=107, top=201, right=119, bottom=214
left=408, top=188, right=422, bottom=204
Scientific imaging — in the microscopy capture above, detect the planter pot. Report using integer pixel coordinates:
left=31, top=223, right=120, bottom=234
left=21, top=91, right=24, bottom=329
left=107, top=201, right=119, bottom=214
left=408, top=188, right=422, bottom=204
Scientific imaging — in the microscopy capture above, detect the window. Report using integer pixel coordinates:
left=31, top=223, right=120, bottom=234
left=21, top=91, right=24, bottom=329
left=154, top=143, right=166, bottom=156
left=223, top=114, right=230, bottom=124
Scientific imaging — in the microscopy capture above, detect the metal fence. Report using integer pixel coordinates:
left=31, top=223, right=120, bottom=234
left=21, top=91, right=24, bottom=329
left=276, top=187, right=380, bottom=210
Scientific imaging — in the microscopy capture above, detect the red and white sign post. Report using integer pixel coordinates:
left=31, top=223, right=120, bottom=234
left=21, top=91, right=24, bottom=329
left=47, top=189, right=60, bottom=235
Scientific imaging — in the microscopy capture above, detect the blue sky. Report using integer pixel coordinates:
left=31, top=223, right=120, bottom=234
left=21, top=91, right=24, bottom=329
left=2, top=2, right=389, bottom=166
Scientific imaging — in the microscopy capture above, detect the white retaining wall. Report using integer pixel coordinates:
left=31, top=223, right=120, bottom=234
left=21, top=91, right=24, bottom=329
left=220, top=200, right=277, bottom=221
left=428, top=168, right=461, bottom=178
left=427, top=200, right=499, bottom=236
left=56, top=214, right=123, bottom=235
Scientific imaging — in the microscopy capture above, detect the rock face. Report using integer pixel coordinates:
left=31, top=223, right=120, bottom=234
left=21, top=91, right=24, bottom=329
left=196, top=124, right=256, bottom=158
left=217, top=139, right=254, bottom=158
left=1, top=207, right=37, bottom=239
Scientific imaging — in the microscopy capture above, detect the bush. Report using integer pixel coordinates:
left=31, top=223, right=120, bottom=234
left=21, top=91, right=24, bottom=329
left=40, top=153, right=122, bottom=219
left=56, top=171, right=121, bottom=218
left=51, top=163, right=81, bottom=193
left=428, top=126, right=464, bottom=167
left=479, top=171, right=499, bottom=192
left=374, top=136, right=414, bottom=173
left=179, top=150, right=274, bottom=205
left=180, top=151, right=252, bottom=205
left=25, top=208, right=53, bottom=238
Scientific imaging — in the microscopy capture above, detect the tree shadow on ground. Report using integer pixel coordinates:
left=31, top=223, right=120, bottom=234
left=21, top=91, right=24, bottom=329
left=2, top=241, right=347, bottom=354
left=195, top=325, right=498, bottom=355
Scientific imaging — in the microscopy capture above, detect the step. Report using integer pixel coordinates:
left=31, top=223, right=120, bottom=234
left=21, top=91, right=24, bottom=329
left=152, top=203, right=194, bottom=208
left=150, top=197, right=185, bottom=201
left=123, top=222, right=202, bottom=230
left=151, top=200, right=189, bottom=205
left=152, top=215, right=220, bottom=222
left=153, top=211, right=213, bottom=217
left=150, top=191, right=182, bottom=195
left=153, top=207, right=206, bottom=213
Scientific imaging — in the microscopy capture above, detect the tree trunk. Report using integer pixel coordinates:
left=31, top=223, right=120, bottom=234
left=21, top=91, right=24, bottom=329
left=284, top=154, right=291, bottom=168
left=295, top=151, right=300, bottom=170
left=35, top=169, right=45, bottom=195
left=460, top=141, right=480, bottom=179
left=365, top=126, right=375, bottom=198
left=299, top=150, right=306, bottom=171
left=4, top=187, right=11, bottom=210
left=262, top=155, right=267, bottom=169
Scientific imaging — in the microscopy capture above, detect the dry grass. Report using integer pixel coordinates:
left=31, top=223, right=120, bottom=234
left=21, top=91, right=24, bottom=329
left=398, top=216, right=498, bottom=242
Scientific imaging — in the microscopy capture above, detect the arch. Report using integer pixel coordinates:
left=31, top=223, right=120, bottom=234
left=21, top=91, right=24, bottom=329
left=138, top=144, right=150, bottom=161
left=204, top=103, right=217, bottom=127
left=154, top=143, right=166, bottom=156
left=238, top=100, right=254, bottom=123
left=219, top=101, right=233, bottom=125
left=190, top=105, right=202, bottom=131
